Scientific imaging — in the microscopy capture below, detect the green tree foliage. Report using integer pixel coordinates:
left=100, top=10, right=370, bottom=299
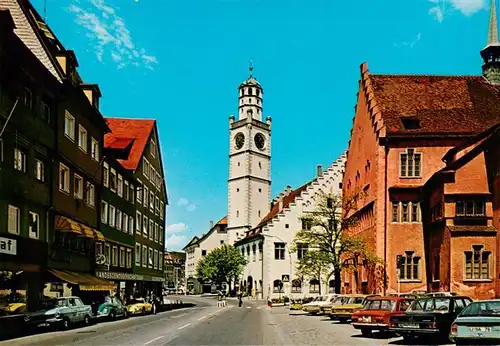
left=195, top=245, right=247, bottom=287
left=293, top=191, right=380, bottom=294
left=295, top=250, right=332, bottom=295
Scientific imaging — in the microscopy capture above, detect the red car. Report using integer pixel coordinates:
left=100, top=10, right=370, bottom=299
left=351, top=296, right=414, bottom=336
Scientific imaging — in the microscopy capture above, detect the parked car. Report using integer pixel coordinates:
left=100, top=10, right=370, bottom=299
left=97, top=296, right=128, bottom=320
left=301, top=296, right=325, bottom=313
left=351, top=296, right=414, bottom=336
left=389, top=295, right=472, bottom=342
left=330, top=294, right=379, bottom=322
left=303, top=294, right=338, bottom=315
left=0, top=302, right=26, bottom=315
left=126, top=297, right=153, bottom=315
left=24, top=296, right=93, bottom=330
left=387, top=293, right=421, bottom=299
left=321, top=295, right=349, bottom=315
left=449, top=299, right=500, bottom=345
left=426, top=292, right=457, bottom=297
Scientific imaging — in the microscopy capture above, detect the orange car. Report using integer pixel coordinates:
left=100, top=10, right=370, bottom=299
left=351, top=296, right=414, bottom=336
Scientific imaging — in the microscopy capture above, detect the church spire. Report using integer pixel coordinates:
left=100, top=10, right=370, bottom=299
left=487, top=0, right=499, bottom=47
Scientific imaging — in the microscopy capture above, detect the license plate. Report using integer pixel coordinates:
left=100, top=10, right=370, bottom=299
left=37, top=323, right=50, bottom=327
left=400, top=323, right=419, bottom=328
left=470, top=327, right=491, bottom=332
left=361, top=316, right=372, bottom=322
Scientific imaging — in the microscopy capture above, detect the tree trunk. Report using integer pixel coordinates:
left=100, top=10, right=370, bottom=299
left=354, top=269, right=359, bottom=294
left=334, top=267, right=342, bottom=294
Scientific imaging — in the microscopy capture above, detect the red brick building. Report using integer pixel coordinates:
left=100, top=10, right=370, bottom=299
left=342, top=1, right=500, bottom=298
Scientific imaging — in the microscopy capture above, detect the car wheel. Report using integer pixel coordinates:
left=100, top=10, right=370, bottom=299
left=455, top=339, right=471, bottom=346
left=60, top=317, right=70, bottom=330
left=124, top=310, right=128, bottom=319
left=339, top=318, right=348, bottom=323
left=361, top=329, right=372, bottom=337
left=142, top=308, right=146, bottom=315
left=84, top=315, right=90, bottom=325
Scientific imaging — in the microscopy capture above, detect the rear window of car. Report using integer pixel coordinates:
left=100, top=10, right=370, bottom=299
left=347, top=297, right=364, bottom=304
left=460, top=301, right=500, bottom=317
left=363, top=299, right=396, bottom=311
left=407, top=298, right=450, bottom=312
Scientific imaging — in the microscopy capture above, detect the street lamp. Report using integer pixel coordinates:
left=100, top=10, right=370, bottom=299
left=262, top=234, right=293, bottom=298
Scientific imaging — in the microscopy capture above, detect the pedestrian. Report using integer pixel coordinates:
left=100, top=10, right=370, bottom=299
left=238, top=292, right=243, bottom=307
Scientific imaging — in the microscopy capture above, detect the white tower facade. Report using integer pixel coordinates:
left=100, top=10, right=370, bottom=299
left=227, top=66, right=271, bottom=245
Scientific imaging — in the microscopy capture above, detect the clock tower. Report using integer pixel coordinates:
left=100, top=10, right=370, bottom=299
left=227, top=64, right=271, bottom=245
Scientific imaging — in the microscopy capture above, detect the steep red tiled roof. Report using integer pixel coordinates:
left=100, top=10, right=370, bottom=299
left=368, top=72, right=500, bottom=135
left=105, top=137, right=135, bottom=150
left=105, top=118, right=155, bottom=170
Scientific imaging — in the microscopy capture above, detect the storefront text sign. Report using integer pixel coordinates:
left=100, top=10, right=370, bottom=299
left=0, top=237, right=16, bottom=255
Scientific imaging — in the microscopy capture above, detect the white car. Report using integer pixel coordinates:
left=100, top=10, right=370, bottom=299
left=303, top=295, right=334, bottom=314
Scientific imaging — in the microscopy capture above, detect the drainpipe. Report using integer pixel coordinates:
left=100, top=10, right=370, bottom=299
left=383, top=139, right=389, bottom=295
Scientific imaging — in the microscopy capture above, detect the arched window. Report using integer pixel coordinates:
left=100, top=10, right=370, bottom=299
left=329, top=280, right=335, bottom=293
left=256, top=89, right=260, bottom=97
left=248, top=88, right=253, bottom=95
left=273, top=279, right=283, bottom=293
left=309, top=279, right=320, bottom=293
left=292, top=279, right=302, bottom=293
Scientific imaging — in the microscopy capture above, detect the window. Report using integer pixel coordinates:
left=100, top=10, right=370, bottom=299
left=112, top=246, right=118, bottom=266
left=144, top=186, right=149, bottom=207
left=103, top=162, right=109, bottom=187
left=64, top=111, right=75, bottom=140
left=91, top=138, right=99, bottom=161
left=142, top=245, right=147, bottom=266
left=150, top=192, right=155, bottom=211
left=41, top=100, right=51, bottom=122
left=143, top=215, right=148, bottom=236
left=154, top=223, right=159, bottom=242
left=117, top=174, right=123, bottom=197
left=155, top=196, right=160, bottom=215
left=258, top=242, right=262, bottom=260
left=392, top=201, right=420, bottom=223
left=101, top=201, right=108, bottom=223
left=28, top=211, right=39, bottom=239
left=150, top=139, right=156, bottom=157
left=130, top=184, right=135, bottom=202
left=160, top=201, right=164, bottom=219
left=85, top=182, right=95, bottom=207
left=109, top=205, right=116, bottom=227
left=392, top=202, right=399, bottom=222
left=273, top=280, right=283, bottom=293
left=465, top=245, right=490, bottom=280
left=292, top=279, right=302, bottom=293
left=8, top=205, right=20, bottom=235
left=402, top=202, right=409, bottom=222
left=120, top=247, right=125, bottom=267
left=122, top=214, right=128, bottom=233
left=456, top=201, right=486, bottom=217
left=13, top=148, right=26, bottom=172
left=160, top=226, right=164, bottom=245
left=398, top=252, right=420, bottom=281
left=154, top=249, right=158, bottom=269
left=149, top=220, right=154, bottom=240
left=301, top=219, right=312, bottom=230
left=23, top=87, right=32, bottom=109
left=74, top=174, right=83, bottom=199
left=274, top=243, right=285, bottom=260
left=35, top=159, right=44, bottom=181
left=328, top=280, right=335, bottom=293
left=143, top=159, right=150, bottom=178
left=400, top=149, right=422, bottom=177
left=95, top=242, right=103, bottom=256
left=202, top=250, right=207, bottom=257
left=135, top=243, right=141, bottom=264
left=309, top=279, right=320, bottom=293
left=148, top=247, right=153, bottom=267
left=297, top=243, right=308, bottom=260
left=137, top=180, right=142, bottom=203
left=59, top=163, right=70, bottom=193
left=110, top=169, right=117, bottom=192
left=136, top=211, right=142, bottom=234
left=126, top=248, right=132, bottom=268
left=116, top=210, right=122, bottom=231
left=252, top=244, right=257, bottom=262
left=128, top=215, right=134, bottom=235
left=105, top=244, right=110, bottom=265
left=78, top=125, right=87, bottom=152
left=124, top=181, right=129, bottom=200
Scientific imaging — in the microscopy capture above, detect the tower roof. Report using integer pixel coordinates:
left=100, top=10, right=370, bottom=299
left=239, top=60, right=262, bottom=88
left=486, top=0, right=500, bottom=48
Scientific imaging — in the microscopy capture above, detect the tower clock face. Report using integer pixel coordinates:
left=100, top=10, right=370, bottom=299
left=234, top=133, right=245, bottom=150
left=254, top=133, right=265, bottom=150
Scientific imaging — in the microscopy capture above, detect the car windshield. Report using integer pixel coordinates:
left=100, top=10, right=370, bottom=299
left=363, top=299, right=396, bottom=311
left=460, top=301, right=500, bottom=317
left=129, top=298, right=145, bottom=304
left=347, top=297, right=364, bottom=304
left=41, top=299, right=66, bottom=309
left=407, top=298, right=450, bottom=312
left=104, top=296, right=112, bottom=304
left=318, top=296, right=328, bottom=302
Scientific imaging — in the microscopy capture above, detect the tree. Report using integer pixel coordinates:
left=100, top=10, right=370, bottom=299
left=293, top=191, right=380, bottom=294
left=195, top=245, right=247, bottom=292
left=294, top=250, right=332, bottom=295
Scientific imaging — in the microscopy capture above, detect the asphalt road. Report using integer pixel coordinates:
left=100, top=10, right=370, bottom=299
left=1, top=297, right=456, bottom=346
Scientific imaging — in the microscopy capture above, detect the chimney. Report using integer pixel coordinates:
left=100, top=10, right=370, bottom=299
left=317, top=165, right=323, bottom=177
left=210, top=220, right=214, bottom=229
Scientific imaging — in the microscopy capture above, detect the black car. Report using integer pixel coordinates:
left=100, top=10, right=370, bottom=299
left=389, top=295, right=472, bottom=342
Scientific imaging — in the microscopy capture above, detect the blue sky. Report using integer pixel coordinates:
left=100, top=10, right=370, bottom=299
left=32, top=0, right=492, bottom=250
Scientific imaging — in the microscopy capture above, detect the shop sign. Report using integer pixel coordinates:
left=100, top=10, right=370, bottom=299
left=0, top=237, right=16, bottom=255
left=96, top=271, right=144, bottom=281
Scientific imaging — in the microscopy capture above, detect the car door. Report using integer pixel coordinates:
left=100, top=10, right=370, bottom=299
left=67, top=298, right=79, bottom=323
left=74, top=298, right=87, bottom=321
left=112, top=297, right=122, bottom=315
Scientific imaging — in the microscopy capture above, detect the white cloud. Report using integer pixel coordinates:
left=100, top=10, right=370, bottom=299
left=167, top=223, right=188, bottom=233
left=68, top=0, right=158, bottom=69
left=186, top=204, right=196, bottom=212
left=428, top=0, right=487, bottom=22
left=395, top=33, right=422, bottom=49
left=177, top=198, right=189, bottom=206
left=166, top=234, right=188, bottom=251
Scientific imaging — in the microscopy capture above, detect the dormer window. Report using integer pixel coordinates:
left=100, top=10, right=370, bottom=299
left=401, top=117, right=421, bottom=130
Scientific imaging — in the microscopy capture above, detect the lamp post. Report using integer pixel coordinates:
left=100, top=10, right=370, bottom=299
left=263, top=234, right=293, bottom=298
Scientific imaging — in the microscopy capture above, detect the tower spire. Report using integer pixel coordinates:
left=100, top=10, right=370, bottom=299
left=249, top=60, right=254, bottom=77
left=487, top=0, right=499, bottom=46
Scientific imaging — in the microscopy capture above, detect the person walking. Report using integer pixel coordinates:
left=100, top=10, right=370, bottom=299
left=238, top=292, right=243, bottom=307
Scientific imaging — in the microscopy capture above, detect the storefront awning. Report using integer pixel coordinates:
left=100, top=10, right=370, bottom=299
left=55, top=215, right=102, bottom=241
left=48, top=269, right=116, bottom=291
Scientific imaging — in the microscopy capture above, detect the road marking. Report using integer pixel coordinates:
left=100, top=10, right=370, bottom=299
left=144, top=336, right=164, bottom=345
left=197, top=316, right=206, bottom=321
left=172, top=313, right=188, bottom=319
left=257, top=307, right=262, bottom=310
left=178, top=323, right=191, bottom=330
left=246, top=306, right=252, bottom=309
